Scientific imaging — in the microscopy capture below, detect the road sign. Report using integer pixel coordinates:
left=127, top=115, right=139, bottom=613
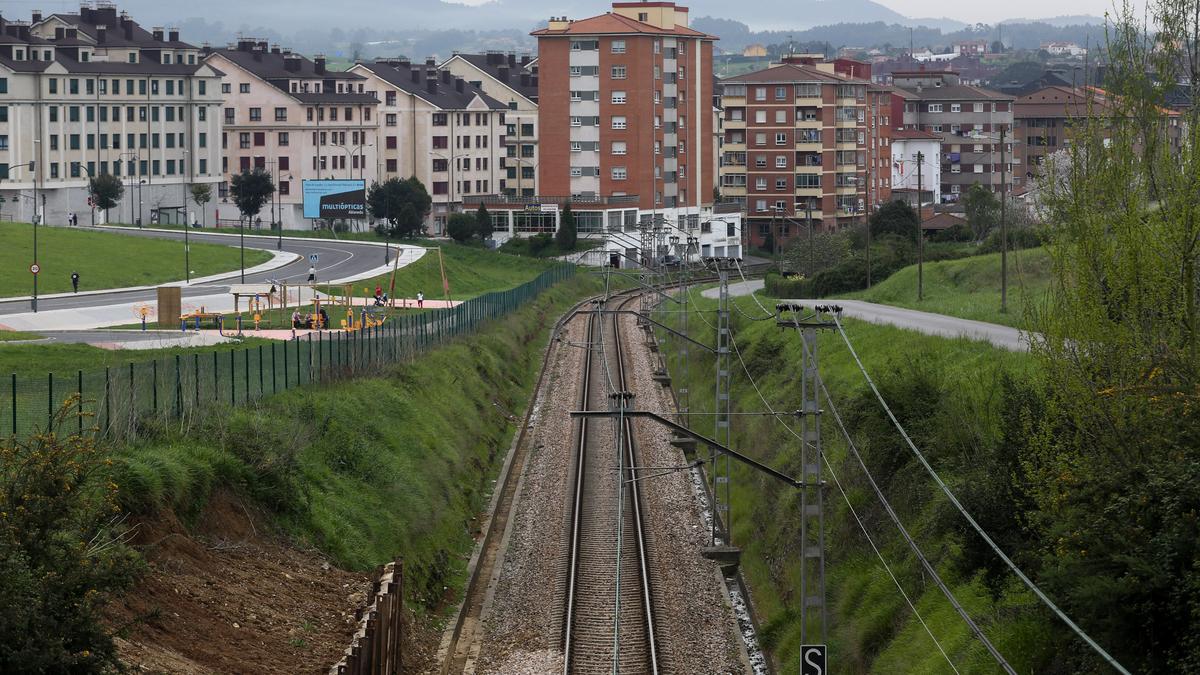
left=29, top=263, right=40, bottom=275
left=308, top=253, right=319, bottom=265
left=801, top=645, right=826, bottom=675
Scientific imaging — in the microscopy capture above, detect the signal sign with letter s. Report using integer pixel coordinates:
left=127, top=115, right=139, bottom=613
left=801, top=644, right=826, bottom=675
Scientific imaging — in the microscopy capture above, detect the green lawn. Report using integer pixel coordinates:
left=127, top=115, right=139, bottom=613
left=323, top=241, right=557, bottom=301
left=0, top=335, right=278, bottom=379
left=0, top=330, right=44, bottom=342
left=842, top=246, right=1052, bottom=328
left=0, top=222, right=271, bottom=296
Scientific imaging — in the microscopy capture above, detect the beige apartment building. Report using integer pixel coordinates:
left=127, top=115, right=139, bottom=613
left=349, top=59, right=508, bottom=235
left=0, top=4, right=223, bottom=226
left=441, top=52, right=540, bottom=198
left=204, top=40, right=379, bottom=229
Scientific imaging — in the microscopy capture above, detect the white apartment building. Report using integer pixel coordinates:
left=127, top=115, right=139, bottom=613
left=349, top=59, right=508, bottom=235
left=441, top=52, right=540, bottom=199
left=204, top=40, right=380, bottom=229
left=0, top=5, right=223, bottom=226
left=891, top=128, right=942, bottom=207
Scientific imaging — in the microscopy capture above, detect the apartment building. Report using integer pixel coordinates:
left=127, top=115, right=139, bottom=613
left=204, top=40, right=379, bottom=229
left=0, top=4, right=223, bottom=226
left=892, top=69, right=1013, bottom=203
left=890, top=128, right=942, bottom=207
left=349, top=59, right=508, bottom=235
left=441, top=52, right=540, bottom=198
left=719, top=61, right=870, bottom=249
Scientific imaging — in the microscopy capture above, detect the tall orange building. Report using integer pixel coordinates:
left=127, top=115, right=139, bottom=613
left=533, top=3, right=718, bottom=219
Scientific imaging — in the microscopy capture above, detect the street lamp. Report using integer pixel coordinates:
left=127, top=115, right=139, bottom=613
left=4, top=158, right=41, bottom=311
left=182, top=150, right=190, bottom=283
left=119, top=152, right=140, bottom=226
left=510, top=156, right=538, bottom=198
left=429, top=150, right=451, bottom=237
left=966, top=129, right=1016, bottom=313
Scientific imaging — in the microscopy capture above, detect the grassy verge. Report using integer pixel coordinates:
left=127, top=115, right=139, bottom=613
left=841, top=247, right=1051, bottom=328
left=0, top=222, right=271, bottom=296
left=497, top=235, right=605, bottom=258
left=0, top=336, right=278, bottom=379
left=322, top=241, right=556, bottom=300
left=109, top=274, right=602, bottom=610
left=0, top=330, right=45, bottom=342
left=104, top=222, right=390, bottom=242
left=661, top=291, right=1059, bottom=673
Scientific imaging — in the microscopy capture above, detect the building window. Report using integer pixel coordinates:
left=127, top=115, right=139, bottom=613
left=432, top=113, right=447, bottom=126
left=775, top=155, right=787, bottom=168
left=950, top=103, right=961, bottom=113
left=754, top=110, right=766, bottom=123
left=775, top=133, right=787, bottom=145
left=776, top=179, right=787, bottom=191
left=973, top=102, right=984, bottom=112
left=239, top=83, right=250, bottom=93
left=386, top=113, right=397, bottom=127
left=928, top=103, right=943, bottom=113
left=754, top=87, right=766, bottom=101
left=611, top=39, right=626, bottom=53
left=611, top=167, right=627, bottom=180
left=611, top=91, right=626, bottom=104
left=612, top=116, right=627, bottom=130
left=755, top=178, right=767, bottom=190
left=279, top=132, right=289, bottom=146
left=274, top=107, right=287, bottom=121
left=612, top=141, right=627, bottom=155
left=775, top=86, right=787, bottom=100
left=755, top=133, right=766, bottom=146
left=775, top=110, right=786, bottom=123
left=611, top=65, right=626, bottom=79
left=249, top=107, right=262, bottom=122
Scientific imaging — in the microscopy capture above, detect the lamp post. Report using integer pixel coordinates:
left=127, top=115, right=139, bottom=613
left=511, top=156, right=538, bottom=198
left=119, top=152, right=139, bottom=226
left=429, top=150, right=450, bottom=237
left=967, top=129, right=1016, bottom=313
left=4, top=157, right=43, bottom=312
left=182, top=150, right=190, bottom=283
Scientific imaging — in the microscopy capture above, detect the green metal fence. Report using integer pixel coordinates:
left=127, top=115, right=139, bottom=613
left=5, top=264, right=576, bottom=440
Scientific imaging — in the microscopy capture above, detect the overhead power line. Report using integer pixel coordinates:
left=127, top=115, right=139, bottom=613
left=830, top=316, right=1131, bottom=675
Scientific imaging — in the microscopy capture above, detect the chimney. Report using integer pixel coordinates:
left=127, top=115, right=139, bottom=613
left=314, top=54, right=326, bottom=74
left=152, top=26, right=164, bottom=42
left=237, top=38, right=255, bottom=52
left=31, top=10, right=41, bottom=23
left=119, top=10, right=130, bottom=26
left=455, top=77, right=465, bottom=93
left=426, top=76, right=438, bottom=93
left=271, top=44, right=281, bottom=55
left=411, top=69, right=421, bottom=83
left=441, top=70, right=450, bottom=84
left=123, top=17, right=132, bottom=40
left=79, top=5, right=90, bottom=22
left=168, top=28, right=180, bottom=43
left=283, top=52, right=301, bottom=72
left=95, top=25, right=106, bottom=43
left=498, top=65, right=509, bottom=81
left=521, top=54, right=530, bottom=66
left=507, top=53, right=516, bottom=67
left=257, top=40, right=268, bottom=51
left=398, top=58, right=410, bottom=69
left=520, top=73, right=530, bottom=87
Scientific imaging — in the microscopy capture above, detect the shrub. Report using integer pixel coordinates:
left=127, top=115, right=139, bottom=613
left=0, top=404, right=141, bottom=672
left=978, top=225, right=1045, bottom=253
left=931, top=222, right=974, bottom=242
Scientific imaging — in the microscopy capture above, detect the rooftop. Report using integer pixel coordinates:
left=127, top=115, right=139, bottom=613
left=721, top=62, right=866, bottom=85
left=445, top=52, right=538, bottom=102
left=531, top=11, right=715, bottom=39
left=355, top=59, right=507, bottom=111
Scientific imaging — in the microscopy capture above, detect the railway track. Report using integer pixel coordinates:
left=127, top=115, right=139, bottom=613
left=562, top=293, right=659, bottom=674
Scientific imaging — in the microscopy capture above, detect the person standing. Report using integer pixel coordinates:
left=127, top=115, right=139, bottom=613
left=307, top=265, right=316, bottom=283
left=70, top=271, right=80, bottom=293
left=417, top=290, right=424, bottom=309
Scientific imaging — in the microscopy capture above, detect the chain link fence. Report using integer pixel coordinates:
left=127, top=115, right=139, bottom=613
left=4, top=264, right=576, bottom=440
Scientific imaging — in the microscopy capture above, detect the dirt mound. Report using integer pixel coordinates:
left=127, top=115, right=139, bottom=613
left=109, top=491, right=368, bottom=674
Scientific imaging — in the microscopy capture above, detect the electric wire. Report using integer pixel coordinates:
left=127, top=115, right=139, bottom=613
left=725, top=329, right=966, bottom=675
left=830, top=315, right=1131, bottom=675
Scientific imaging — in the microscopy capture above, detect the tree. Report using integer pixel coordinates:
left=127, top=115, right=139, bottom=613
left=368, top=177, right=432, bottom=239
left=189, top=183, right=212, bottom=228
left=962, top=183, right=1000, bottom=240
left=868, top=200, right=919, bottom=241
left=475, top=203, right=494, bottom=240
left=782, top=228, right=851, bottom=276
left=229, top=168, right=274, bottom=224
left=88, top=173, right=123, bottom=222
left=447, top=213, right=477, bottom=243
left=555, top=202, right=577, bottom=251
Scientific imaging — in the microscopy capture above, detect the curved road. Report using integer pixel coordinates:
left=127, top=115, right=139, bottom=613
left=0, top=227, right=400, bottom=316
left=702, top=279, right=1029, bottom=352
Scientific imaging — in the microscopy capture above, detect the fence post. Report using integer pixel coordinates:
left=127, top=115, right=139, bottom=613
left=174, top=355, right=182, bottom=420
left=152, top=359, right=158, bottom=415
left=194, top=353, right=200, bottom=414
left=230, top=348, right=236, bottom=406
left=295, top=336, right=301, bottom=385
left=272, top=341, right=278, bottom=393
left=283, top=337, right=289, bottom=390
left=77, top=370, right=84, bottom=436
left=259, top=345, right=265, bottom=397
left=244, top=346, right=250, bottom=400
left=129, top=362, right=135, bottom=431
left=11, top=373, right=16, bottom=437
left=104, top=366, right=110, bottom=436
left=318, top=330, right=323, bottom=381
left=47, top=372, right=53, bottom=432
left=213, top=350, right=219, bottom=403
left=307, top=333, right=313, bottom=384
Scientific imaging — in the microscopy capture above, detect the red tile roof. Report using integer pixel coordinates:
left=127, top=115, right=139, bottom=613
left=721, top=62, right=863, bottom=84
left=892, top=128, right=942, bottom=140
left=531, top=12, right=715, bottom=39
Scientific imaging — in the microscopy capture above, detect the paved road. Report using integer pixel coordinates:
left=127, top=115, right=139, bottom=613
left=702, top=279, right=1029, bottom=352
left=0, top=227, right=404, bottom=316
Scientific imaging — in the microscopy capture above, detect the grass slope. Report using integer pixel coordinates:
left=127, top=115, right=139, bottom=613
left=111, top=275, right=601, bottom=611
left=844, top=247, right=1051, bottom=328
left=0, top=223, right=270, bottom=296
left=326, top=241, right=555, bottom=300
left=662, top=292, right=1055, bottom=673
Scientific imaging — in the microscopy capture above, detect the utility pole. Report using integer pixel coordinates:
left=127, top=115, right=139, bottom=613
left=713, top=259, right=733, bottom=546
left=776, top=303, right=836, bottom=649
left=916, top=151, right=924, bottom=301
left=806, top=200, right=814, bottom=277
left=1000, top=125, right=1008, bottom=314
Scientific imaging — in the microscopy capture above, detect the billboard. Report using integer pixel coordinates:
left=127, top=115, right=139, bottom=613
left=302, top=179, right=366, bottom=219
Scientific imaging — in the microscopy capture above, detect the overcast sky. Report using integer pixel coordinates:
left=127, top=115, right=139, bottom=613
left=875, top=0, right=1120, bottom=22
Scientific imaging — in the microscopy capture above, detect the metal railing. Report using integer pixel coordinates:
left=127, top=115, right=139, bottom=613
left=331, top=560, right=404, bottom=675
left=4, top=264, right=576, bottom=441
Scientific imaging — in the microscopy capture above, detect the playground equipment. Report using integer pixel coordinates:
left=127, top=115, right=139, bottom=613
left=132, top=303, right=155, bottom=331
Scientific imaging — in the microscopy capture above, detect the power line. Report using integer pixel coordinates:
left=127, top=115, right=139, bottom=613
left=727, top=329, right=969, bottom=675
left=830, top=315, right=1131, bottom=675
